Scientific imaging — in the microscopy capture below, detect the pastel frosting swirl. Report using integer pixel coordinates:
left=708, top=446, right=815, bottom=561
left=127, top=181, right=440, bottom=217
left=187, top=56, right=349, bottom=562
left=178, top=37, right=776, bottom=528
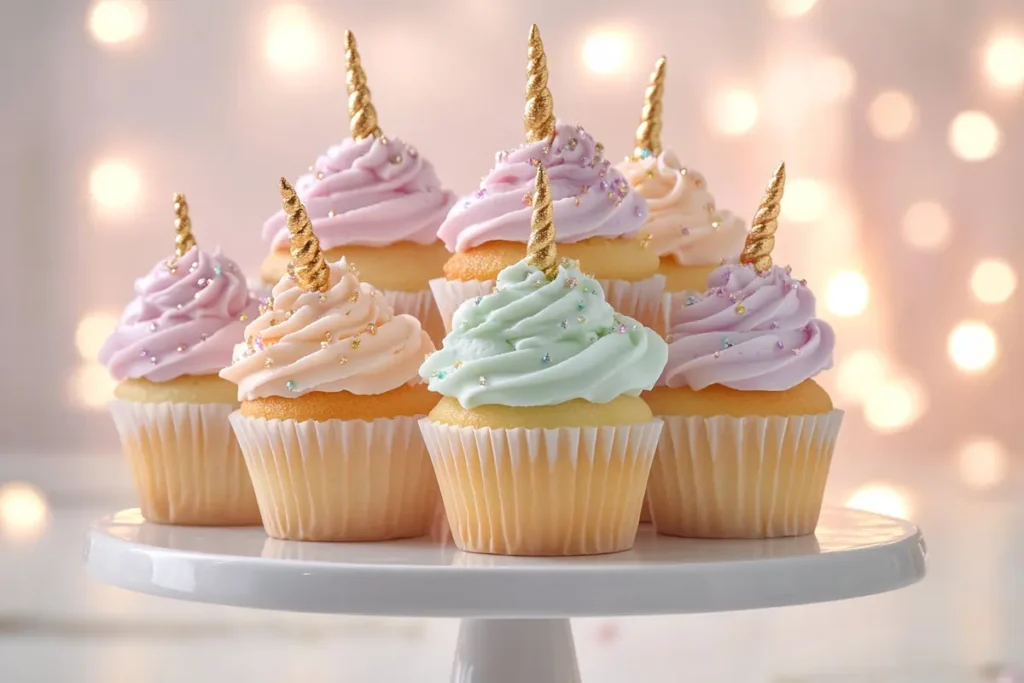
left=662, top=263, right=835, bottom=391
left=220, top=259, right=434, bottom=400
left=420, top=258, right=667, bottom=408
left=437, top=122, right=648, bottom=252
left=262, top=136, right=456, bottom=251
left=619, top=150, right=747, bottom=266
left=99, top=247, right=257, bottom=382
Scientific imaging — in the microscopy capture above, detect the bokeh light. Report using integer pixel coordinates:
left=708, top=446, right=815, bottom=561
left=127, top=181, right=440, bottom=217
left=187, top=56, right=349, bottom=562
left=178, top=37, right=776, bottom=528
left=581, top=29, right=632, bottom=75
left=705, top=88, right=758, bottom=136
left=846, top=484, right=912, bottom=520
left=76, top=311, right=120, bottom=361
left=836, top=350, right=889, bottom=405
left=867, top=91, right=917, bottom=141
left=948, top=321, right=998, bottom=373
left=983, top=33, right=1024, bottom=91
left=825, top=271, right=870, bottom=317
left=901, top=201, right=953, bottom=252
left=781, top=177, right=830, bottom=222
left=264, top=3, right=321, bottom=75
left=970, top=258, right=1017, bottom=304
left=957, top=437, right=1009, bottom=491
left=948, top=111, right=1002, bottom=161
left=0, top=482, right=50, bottom=541
left=813, top=55, right=857, bottom=103
left=88, top=0, right=148, bottom=46
left=69, top=363, right=117, bottom=410
left=89, top=159, right=142, bottom=216
left=863, top=375, right=927, bottom=433
left=768, top=0, right=819, bottom=18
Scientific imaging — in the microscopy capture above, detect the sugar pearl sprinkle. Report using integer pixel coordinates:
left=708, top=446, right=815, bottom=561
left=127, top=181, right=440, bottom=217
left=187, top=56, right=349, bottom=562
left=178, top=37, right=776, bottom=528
left=478, top=376, right=487, bottom=386
left=286, top=380, right=298, bottom=392
left=541, top=353, right=551, bottom=365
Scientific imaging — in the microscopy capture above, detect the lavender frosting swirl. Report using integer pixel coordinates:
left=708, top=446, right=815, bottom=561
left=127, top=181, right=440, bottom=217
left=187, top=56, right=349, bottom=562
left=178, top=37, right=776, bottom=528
left=662, top=263, right=835, bottom=391
left=99, top=247, right=258, bottom=382
left=437, top=122, right=648, bottom=252
left=262, top=136, right=456, bottom=250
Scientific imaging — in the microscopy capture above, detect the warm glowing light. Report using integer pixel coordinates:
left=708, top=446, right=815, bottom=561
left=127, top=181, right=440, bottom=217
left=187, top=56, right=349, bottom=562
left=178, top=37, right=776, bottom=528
left=948, top=321, right=998, bottom=373
left=825, top=271, right=870, bottom=317
left=846, top=484, right=911, bottom=520
left=983, top=34, right=1024, bottom=91
left=76, top=311, right=120, bottom=361
left=264, top=3, right=321, bottom=74
left=706, top=88, right=758, bottom=136
left=89, top=159, right=142, bottom=215
left=781, top=177, right=829, bottom=222
left=948, top=111, right=1002, bottom=161
left=970, top=258, right=1017, bottom=304
left=836, top=350, right=889, bottom=405
left=70, top=362, right=117, bottom=410
left=901, top=201, right=953, bottom=252
left=0, top=482, right=49, bottom=541
left=88, top=0, right=148, bottom=46
left=867, top=91, right=917, bottom=141
left=957, top=437, right=1009, bottom=491
left=863, top=375, right=926, bottom=433
left=813, top=55, right=857, bottom=103
left=581, top=29, right=632, bottom=75
left=768, top=0, right=819, bottom=18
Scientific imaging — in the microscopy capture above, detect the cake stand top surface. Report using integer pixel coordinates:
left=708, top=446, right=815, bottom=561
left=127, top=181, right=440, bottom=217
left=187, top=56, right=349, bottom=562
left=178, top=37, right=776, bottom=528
left=86, top=507, right=926, bottom=617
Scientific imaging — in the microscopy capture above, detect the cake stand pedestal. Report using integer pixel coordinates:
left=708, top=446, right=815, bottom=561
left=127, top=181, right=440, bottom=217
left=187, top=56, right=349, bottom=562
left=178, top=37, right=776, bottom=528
left=86, top=507, right=926, bottom=683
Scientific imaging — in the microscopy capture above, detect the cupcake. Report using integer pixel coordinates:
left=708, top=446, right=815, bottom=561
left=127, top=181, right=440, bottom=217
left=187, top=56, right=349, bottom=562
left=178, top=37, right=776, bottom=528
left=419, top=164, right=667, bottom=557
left=222, top=178, right=439, bottom=542
left=259, top=30, right=456, bottom=343
left=617, top=57, right=747, bottom=321
left=99, top=194, right=261, bottom=526
left=431, top=25, right=664, bottom=334
left=643, top=163, right=843, bottom=539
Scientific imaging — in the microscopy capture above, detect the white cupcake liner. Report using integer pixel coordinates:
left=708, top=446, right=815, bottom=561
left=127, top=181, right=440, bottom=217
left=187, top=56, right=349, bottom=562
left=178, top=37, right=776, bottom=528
left=108, top=400, right=261, bottom=526
left=229, top=413, right=439, bottom=542
left=383, top=287, right=444, bottom=344
left=418, top=419, right=663, bottom=556
left=647, top=410, right=844, bottom=538
left=430, top=275, right=667, bottom=334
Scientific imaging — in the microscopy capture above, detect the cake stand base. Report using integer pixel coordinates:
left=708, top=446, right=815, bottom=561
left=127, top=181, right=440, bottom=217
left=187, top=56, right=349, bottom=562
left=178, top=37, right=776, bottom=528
left=452, top=619, right=580, bottom=683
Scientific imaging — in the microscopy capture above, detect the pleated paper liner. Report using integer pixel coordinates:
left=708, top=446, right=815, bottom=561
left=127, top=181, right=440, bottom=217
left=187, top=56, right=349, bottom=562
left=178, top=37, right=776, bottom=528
left=382, top=287, right=445, bottom=346
left=419, top=418, right=663, bottom=556
left=108, top=400, right=261, bottom=526
left=229, top=413, right=439, bottom=542
left=647, top=411, right=844, bottom=539
left=429, top=275, right=667, bottom=335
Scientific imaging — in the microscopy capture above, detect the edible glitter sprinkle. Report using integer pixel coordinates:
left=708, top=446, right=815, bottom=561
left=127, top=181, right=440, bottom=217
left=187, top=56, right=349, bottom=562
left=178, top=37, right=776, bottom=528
left=321, top=341, right=329, bottom=350
left=530, top=158, right=540, bottom=166
left=239, top=314, right=249, bottom=322
left=351, top=337, right=361, bottom=349
left=149, top=322, right=158, bottom=332
left=722, top=338, right=733, bottom=349
left=776, top=341, right=784, bottom=349
left=685, top=296, right=698, bottom=306
left=581, top=184, right=591, bottom=194
left=339, top=357, right=349, bottom=365
left=574, top=196, right=581, bottom=207
left=139, top=349, right=148, bottom=358
left=316, top=172, right=324, bottom=180
left=367, top=323, right=377, bottom=335
left=328, top=210, right=336, bottom=218
left=478, top=376, right=487, bottom=386
left=453, top=360, right=464, bottom=369
left=177, top=344, right=187, bottom=353
left=408, top=147, right=418, bottom=158
left=286, top=380, right=298, bottom=392
left=474, top=296, right=483, bottom=305
left=474, top=188, right=487, bottom=199
left=577, top=300, right=585, bottom=311
left=390, top=155, right=403, bottom=164
left=522, top=193, right=533, bottom=207
left=565, top=277, right=578, bottom=289
left=325, top=332, right=332, bottom=342
left=713, top=351, right=721, bottom=359
left=254, top=336, right=265, bottom=351
left=264, top=358, right=273, bottom=368
left=348, top=291, right=360, bottom=303
left=793, top=348, right=802, bottom=356
left=736, top=303, right=746, bottom=315
left=200, top=333, right=208, bottom=342
left=639, top=232, right=652, bottom=248
left=213, top=265, right=222, bottom=275
left=617, top=324, right=627, bottom=334
left=541, top=353, right=551, bottom=365
left=436, top=370, right=447, bottom=380
left=771, top=321, right=780, bottom=329
left=560, top=319, right=568, bottom=328
left=577, top=316, right=586, bottom=324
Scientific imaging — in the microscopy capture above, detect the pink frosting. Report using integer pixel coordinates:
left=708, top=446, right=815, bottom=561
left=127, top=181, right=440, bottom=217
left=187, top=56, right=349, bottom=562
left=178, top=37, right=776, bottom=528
left=437, top=122, right=648, bottom=252
left=662, top=263, right=835, bottom=391
left=99, top=247, right=258, bottom=382
left=262, top=136, right=456, bottom=250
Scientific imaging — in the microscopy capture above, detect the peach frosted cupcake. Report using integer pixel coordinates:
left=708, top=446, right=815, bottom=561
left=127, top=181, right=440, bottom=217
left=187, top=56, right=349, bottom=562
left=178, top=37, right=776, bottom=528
left=644, top=164, right=843, bottom=539
left=431, top=25, right=664, bottom=333
left=223, top=179, right=439, bottom=542
left=259, top=31, right=455, bottom=342
left=99, top=194, right=261, bottom=526
left=419, top=166, right=667, bottom=557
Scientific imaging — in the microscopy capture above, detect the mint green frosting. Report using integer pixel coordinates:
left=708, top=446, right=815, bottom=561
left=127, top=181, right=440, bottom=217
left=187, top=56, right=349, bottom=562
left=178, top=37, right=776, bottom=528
left=420, top=258, right=668, bottom=408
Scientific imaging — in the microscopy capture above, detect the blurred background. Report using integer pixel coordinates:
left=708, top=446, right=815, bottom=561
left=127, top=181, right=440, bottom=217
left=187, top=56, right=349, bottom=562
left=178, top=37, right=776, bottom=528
left=1, top=0, right=1022, bottom=681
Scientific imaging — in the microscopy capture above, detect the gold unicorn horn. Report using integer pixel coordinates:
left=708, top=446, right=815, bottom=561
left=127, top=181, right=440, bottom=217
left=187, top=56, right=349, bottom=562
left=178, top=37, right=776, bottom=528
left=527, top=164, right=557, bottom=278
left=173, top=193, right=196, bottom=259
left=524, top=24, right=555, bottom=143
left=345, top=30, right=382, bottom=141
left=280, top=177, right=330, bottom=293
left=634, top=56, right=666, bottom=159
left=741, top=162, right=786, bottom=274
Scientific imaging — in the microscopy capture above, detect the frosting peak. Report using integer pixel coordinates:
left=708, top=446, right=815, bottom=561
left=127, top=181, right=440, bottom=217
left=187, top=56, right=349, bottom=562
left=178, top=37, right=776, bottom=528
left=99, top=247, right=257, bottom=382
left=437, top=122, right=648, bottom=252
left=618, top=150, right=747, bottom=267
left=262, top=136, right=456, bottom=251
left=662, top=263, right=835, bottom=391
left=420, top=258, right=667, bottom=408
left=220, top=258, right=434, bottom=400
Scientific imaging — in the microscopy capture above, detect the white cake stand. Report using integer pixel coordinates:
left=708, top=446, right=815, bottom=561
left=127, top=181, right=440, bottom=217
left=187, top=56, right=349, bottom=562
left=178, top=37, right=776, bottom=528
left=86, top=507, right=926, bottom=683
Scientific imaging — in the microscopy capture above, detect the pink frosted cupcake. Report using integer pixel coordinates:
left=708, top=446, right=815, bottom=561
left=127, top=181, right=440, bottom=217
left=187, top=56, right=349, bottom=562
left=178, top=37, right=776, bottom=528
left=259, top=30, right=455, bottom=343
left=99, top=194, right=261, bottom=526
left=431, top=25, right=664, bottom=333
